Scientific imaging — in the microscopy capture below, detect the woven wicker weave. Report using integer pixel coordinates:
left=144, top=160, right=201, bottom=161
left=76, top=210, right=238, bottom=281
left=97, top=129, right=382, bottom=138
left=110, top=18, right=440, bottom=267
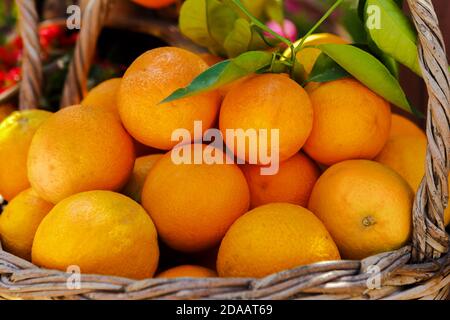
left=0, top=0, right=449, bottom=300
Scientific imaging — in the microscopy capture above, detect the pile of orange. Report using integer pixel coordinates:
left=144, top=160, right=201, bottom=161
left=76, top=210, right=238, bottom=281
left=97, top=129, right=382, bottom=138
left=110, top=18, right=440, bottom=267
left=0, top=36, right=447, bottom=280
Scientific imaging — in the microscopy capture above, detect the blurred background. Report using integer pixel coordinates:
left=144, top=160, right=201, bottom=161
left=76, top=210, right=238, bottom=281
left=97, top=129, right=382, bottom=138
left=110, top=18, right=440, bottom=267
left=0, top=0, right=448, bottom=115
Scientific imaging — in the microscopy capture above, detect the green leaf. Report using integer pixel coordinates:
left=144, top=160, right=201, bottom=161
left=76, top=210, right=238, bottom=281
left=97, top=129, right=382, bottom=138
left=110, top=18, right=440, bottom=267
left=224, top=18, right=252, bottom=58
left=318, top=43, right=412, bottom=112
left=358, top=0, right=368, bottom=21
left=341, top=1, right=367, bottom=43
left=207, top=0, right=239, bottom=46
left=364, top=0, right=421, bottom=76
left=365, top=39, right=399, bottom=78
left=240, top=0, right=267, bottom=19
left=394, top=0, right=404, bottom=7
left=161, top=51, right=273, bottom=104
left=307, top=53, right=350, bottom=83
left=179, top=0, right=225, bottom=55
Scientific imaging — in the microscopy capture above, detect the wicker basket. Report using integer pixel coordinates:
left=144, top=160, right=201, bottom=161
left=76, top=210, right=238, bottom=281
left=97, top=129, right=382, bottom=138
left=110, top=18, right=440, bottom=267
left=0, top=0, right=449, bottom=300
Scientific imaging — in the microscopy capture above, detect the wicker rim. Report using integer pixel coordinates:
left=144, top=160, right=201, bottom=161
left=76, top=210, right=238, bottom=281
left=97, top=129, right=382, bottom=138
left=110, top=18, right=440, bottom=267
left=2, top=0, right=448, bottom=300
left=15, top=0, right=42, bottom=110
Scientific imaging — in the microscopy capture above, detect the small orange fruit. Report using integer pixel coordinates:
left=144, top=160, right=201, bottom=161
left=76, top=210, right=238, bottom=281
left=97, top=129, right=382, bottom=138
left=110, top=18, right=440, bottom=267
left=308, top=160, right=413, bottom=260
left=131, top=0, right=176, bottom=9
left=118, top=47, right=221, bottom=150
left=32, top=191, right=159, bottom=279
left=219, top=74, right=313, bottom=162
left=0, top=110, right=52, bottom=201
left=0, top=188, right=53, bottom=260
left=142, top=144, right=250, bottom=253
left=81, top=78, right=122, bottom=118
left=304, top=78, right=391, bottom=165
left=122, top=154, right=163, bottom=203
left=217, top=203, right=340, bottom=278
left=157, top=265, right=217, bottom=278
left=375, top=131, right=427, bottom=192
left=241, top=152, right=320, bottom=208
left=390, top=114, right=424, bottom=138
left=28, top=105, right=134, bottom=204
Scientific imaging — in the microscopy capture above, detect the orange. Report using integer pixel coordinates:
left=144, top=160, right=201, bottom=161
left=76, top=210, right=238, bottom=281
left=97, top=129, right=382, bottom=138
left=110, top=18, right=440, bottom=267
left=0, top=103, right=15, bottom=123
left=303, top=78, right=391, bottom=165
left=198, top=53, right=224, bottom=66
left=375, top=131, right=427, bottom=192
left=219, top=74, right=254, bottom=97
left=131, top=0, right=176, bottom=9
left=142, top=144, right=250, bottom=252
left=156, top=265, right=217, bottom=278
left=32, top=191, right=159, bottom=279
left=390, top=114, right=424, bottom=138
left=118, top=47, right=221, bottom=150
left=80, top=77, right=158, bottom=157
left=217, top=203, right=340, bottom=278
left=0, top=110, right=52, bottom=201
left=219, top=74, right=313, bottom=162
left=0, top=188, right=53, bottom=260
left=374, top=115, right=449, bottom=226
left=308, top=160, right=413, bottom=260
left=284, top=33, right=349, bottom=79
left=28, top=105, right=134, bottom=204
left=241, top=152, right=320, bottom=208
left=81, top=78, right=122, bottom=118
left=122, top=154, right=163, bottom=203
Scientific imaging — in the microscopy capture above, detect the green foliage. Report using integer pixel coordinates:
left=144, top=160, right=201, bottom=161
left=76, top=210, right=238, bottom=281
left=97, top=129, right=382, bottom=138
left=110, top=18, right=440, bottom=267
left=307, top=53, right=350, bottom=83
left=161, top=51, right=273, bottom=103
left=179, top=0, right=284, bottom=58
left=364, top=0, right=421, bottom=76
left=318, top=43, right=412, bottom=112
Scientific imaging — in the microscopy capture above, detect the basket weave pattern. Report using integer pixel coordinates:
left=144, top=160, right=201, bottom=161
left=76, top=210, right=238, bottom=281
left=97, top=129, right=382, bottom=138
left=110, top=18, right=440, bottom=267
left=0, top=0, right=449, bottom=300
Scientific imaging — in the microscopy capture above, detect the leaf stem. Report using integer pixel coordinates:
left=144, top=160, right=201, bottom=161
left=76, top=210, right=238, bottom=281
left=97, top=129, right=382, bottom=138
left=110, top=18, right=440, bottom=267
left=294, top=0, right=344, bottom=54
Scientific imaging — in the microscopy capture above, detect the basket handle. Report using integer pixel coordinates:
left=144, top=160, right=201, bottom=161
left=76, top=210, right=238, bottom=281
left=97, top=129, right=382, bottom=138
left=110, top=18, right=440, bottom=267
left=60, top=0, right=111, bottom=108
left=406, top=0, right=450, bottom=262
left=15, top=0, right=42, bottom=110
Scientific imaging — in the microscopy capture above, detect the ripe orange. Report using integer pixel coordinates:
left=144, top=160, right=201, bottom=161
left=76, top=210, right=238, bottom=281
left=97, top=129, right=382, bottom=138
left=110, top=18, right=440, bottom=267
left=308, top=160, right=413, bottom=260
left=219, top=74, right=313, bottom=162
left=156, top=265, right=217, bottom=278
left=219, top=74, right=254, bottom=98
left=122, top=154, right=163, bottom=203
left=0, top=103, right=15, bottom=123
left=142, top=144, right=250, bottom=253
left=0, top=110, right=52, bottom=201
left=374, top=114, right=449, bottom=227
left=131, top=0, right=176, bottom=9
left=284, top=33, right=349, bottom=79
left=217, top=203, right=340, bottom=278
left=118, top=47, right=221, bottom=150
left=0, top=188, right=53, bottom=260
left=81, top=78, right=122, bottom=118
left=32, top=191, right=159, bottom=279
left=28, top=105, right=135, bottom=204
left=375, top=131, right=427, bottom=192
left=390, top=114, right=424, bottom=138
left=241, top=152, right=320, bottom=208
left=304, top=78, right=391, bottom=165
